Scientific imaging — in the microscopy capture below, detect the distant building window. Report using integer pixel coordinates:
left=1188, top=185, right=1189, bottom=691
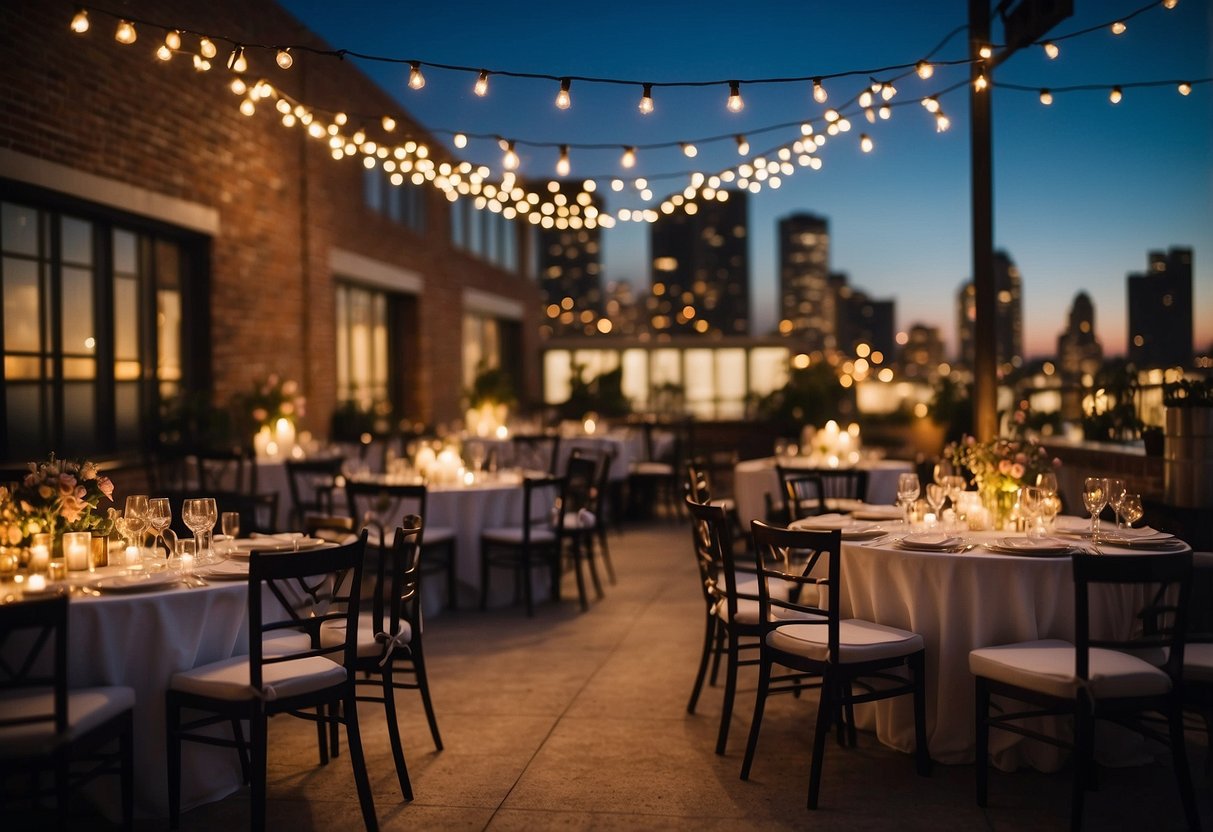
left=363, top=169, right=426, bottom=234
left=449, top=200, right=519, bottom=274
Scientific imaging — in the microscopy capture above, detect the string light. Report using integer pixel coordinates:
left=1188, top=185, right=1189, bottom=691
left=922, top=96, right=940, bottom=113
left=727, top=80, right=744, bottom=112
left=639, top=83, right=654, bottom=114
left=156, top=44, right=172, bottom=61
left=621, top=146, right=636, bottom=168
left=231, top=78, right=247, bottom=95
left=556, top=145, right=570, bottom=176
left=1043, top=41, right=1060, bottom=59
left=735, top=135, right=750, bottom=155
left=916, top=60, right=934, bottom=79
left=227, top=46, right=247, bottom=72
left=1111, top=21, right=1127, bottom=34
left=681, top=142, right=697, bottom=158
left=824, top=108, right=839, bottom=122
left=974, top=73, right=988, bottom=91
left=1039, top=88, right=1054, bottom=105
left=860, top=134, right=874, bottom=153
left=881, top=82, right=897, bottom=100
left=859, top=90, right=873, bottom=108
left=555, top=78, right=571, bottom=109
left=276, top=48, right=293, bottom=69
left=502, top=141, right=519, bottom=170
left=1178, top=81, right=1192, bottom=95
left=1110, top=85, right=1123, bottom=103
left=812, top=77, right=828, bottom=103
left=199, top=37, right=217, bottom=59
left=474, top=70, right=489, bottom=96
left=239, top=98, right=256, bottom=117
left=453, top=132, right=467, bottom=148
left=70, top=9, right=89, bottom=33
left=936, top=112, right=951, bottom=132
left=192, top=54, right=211, bottom=72
left=878, top=104, right=891, bottom=119
left=1162, top=0, right=1178, bottom=7
left=408, top=62, right=425, bottom=89
left=114, top=20, right=136, bottom=44
left=381, top=115, right=396, bottom=131
left=165, top=30, right=181, bottom=50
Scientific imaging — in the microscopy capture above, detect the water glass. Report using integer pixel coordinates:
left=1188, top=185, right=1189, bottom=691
left=1105, top=478, right=1127, bottom=529
left=124, top=494, right=149, bottom=549
left=1120, top=493, right=1144, bottom=527
left=147, top=497, right=171, bottom=556
left=1082, top=477, right=1107, bottom=543
left=220, top=511, right=241, bottom=555
left=897, top=472, right=920, bottom=526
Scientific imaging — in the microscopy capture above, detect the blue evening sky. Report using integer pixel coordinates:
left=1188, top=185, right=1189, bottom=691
left=278, top=0, right=1212, bottom=357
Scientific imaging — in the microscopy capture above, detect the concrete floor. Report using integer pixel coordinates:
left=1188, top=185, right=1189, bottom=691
left=100, top=523, right=1213, bottom=829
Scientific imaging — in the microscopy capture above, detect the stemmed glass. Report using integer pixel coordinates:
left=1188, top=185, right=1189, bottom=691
left=1120, top=493, right=1144, bottom=528
left=182, top=499, right=212, bottom=564
left=925, top=482, right=946, bottom=525
left=1105, top=478, right=1127, bottom=530
left=220, top=511, right=241, bottom=556
left=147, top=497, right=171, bottom=557
left=897, top=473, right=920, bottom=526
left=201, top=498, right=218, bottom=562
left=1082, top=477, right=1107, bottom=544
left=124, top=495, right=149, bottom=552
left=1020, top=486, right=1044, bottom=538
left=933, top=459, right=954, bottom=487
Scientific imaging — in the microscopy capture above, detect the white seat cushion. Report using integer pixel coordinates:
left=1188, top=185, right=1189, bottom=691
left=768, top=619, right=924, bottom=664
left=262, top=629, right=313, bottom=657
left=969, top=639, right=1173, bottom=700
left=170, top=655, right=346, bottom=702
left=1184, top=642, right=1213, bottom=684
left=481, top=526, right=557, bottom=545
left=0, top=686, right=134, bottom=756
left=717, top=579, right=793, bottom=626
left=709, top=498, right=735, bottom=513
left=319, top=615, right=413, bottom=659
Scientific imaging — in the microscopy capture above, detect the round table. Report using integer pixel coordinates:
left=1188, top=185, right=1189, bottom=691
left=733, top=456, right=915, bottom=527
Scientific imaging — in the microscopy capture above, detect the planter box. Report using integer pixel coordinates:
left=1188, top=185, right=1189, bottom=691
left=1164, top=407, right=1213, bottom=508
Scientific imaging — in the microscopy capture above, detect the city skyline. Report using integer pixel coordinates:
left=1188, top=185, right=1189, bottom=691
left=279, top=0, right=1212, bottom=357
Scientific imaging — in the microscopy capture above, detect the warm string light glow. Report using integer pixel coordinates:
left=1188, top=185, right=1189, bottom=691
left=474, top=70, right=489, bottom=96
left=114, top=19, right=136, bottom=44
left=70, top=9, right=89, bottom=33
left=555, top=78, right=572, bottom=109
left=1109, top=85, right=1123, bottom=103
left=1043, top=41, right=1060, bottom=59
left=638, top=83, right=654, bottom=114
left=276, top=48, right=292, bottom=69
left=727, top=80, right=744, bottom=112
left=812, top=77, right=828, bottom=103
left=735, top=135, right=750, bottom=155
left=556, top=144, right=571, bottom=176
left=408, top=61, right=425, bottom=90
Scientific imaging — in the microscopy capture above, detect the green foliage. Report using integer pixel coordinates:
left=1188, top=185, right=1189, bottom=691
left=159, top=391, right=235, bottom=451
left=556, top=364, right=631, bottom=420
left=755, top=363, right=848, bottom=427
left=465, top=364, right=517, bottom=409
left=929, top=375, right=972, bottom=443
left=1080, top=360, right=1141, bottom=442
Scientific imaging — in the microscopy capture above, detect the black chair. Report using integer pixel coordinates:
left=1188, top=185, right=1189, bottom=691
left=775, top=465, right=870, bottom=522
left=554, top=453, right=606, bottom=610
left=0, top=595, right=135, bottom=830
left=510, top=433, right=561, bottom=474
left=284, top=457, right=345, bottom=531
left=197, top=447, right=279, bottom=533
left=480, top=472, right=565, bottom=616
left=165, top=533, right=378, bottom=831
left=628, top=418, right=689, bottom=521
left=319, top=516, right=443, bottom=801
left=569, top=447, right=617, bottom=585
left=1183, top=551, right=1213, bottom=770
left=970, top=550, right=1201, bottom=831
left=345, top=480, right=459, bottom=610
left=741, top=521, right=930, bottom=809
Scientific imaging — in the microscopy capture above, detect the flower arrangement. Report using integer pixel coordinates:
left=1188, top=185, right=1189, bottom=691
left=243, top=374, right=306, bottom=430
left=8, top=455, right=117, bottom=544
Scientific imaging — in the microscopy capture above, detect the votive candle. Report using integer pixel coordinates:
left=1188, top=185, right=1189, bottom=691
left=29, top=543, right=50, bottom=573
left=63, top=531, right=91, bottom=571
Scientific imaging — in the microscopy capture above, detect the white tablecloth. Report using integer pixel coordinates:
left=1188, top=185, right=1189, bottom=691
left=836, top=530, right=1172, bottom=770
left=733, top=457, right=914, bottom=527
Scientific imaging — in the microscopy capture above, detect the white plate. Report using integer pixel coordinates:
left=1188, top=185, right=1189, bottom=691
left=199, top=560, right=250, bottom=581
left=232, top=536, right=326, bottom=554
left=850, top=504, right=904, bottom=521
left=897, top=533, right=962, bottom=551
left=986, top=537, right=1075, bottom=556
left=93, top=572, right=182, bottom=594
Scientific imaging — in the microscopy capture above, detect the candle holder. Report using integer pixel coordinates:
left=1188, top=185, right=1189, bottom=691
left=63, top=531, right=92, bottom=572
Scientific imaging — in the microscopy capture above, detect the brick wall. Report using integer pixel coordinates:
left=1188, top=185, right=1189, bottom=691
left=0, top=0, right=541, bottom=431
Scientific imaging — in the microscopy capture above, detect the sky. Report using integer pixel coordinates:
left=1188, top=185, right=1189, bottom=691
left=277, top=0, right=1212, bottom=358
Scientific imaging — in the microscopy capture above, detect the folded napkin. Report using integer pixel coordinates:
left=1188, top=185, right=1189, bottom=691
left=791, top=513, right=854, bottom=530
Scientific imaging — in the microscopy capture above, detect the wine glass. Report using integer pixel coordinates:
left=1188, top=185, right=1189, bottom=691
left=147, top=497, right=171, bottom=557
left=201, top=498, right=218, bottom=562
left=925, top=482, right=946, bottom=524
left=124, top=495, right=149, bottom=551
left=932, top=459, right=954, bottom=486
left=897, top=472, right=920, bottom=525
left=220, top=511, right=241, bottom=556
left=1105, top=478, right=1127, bottom=530
left=1120, top=493, right=1144, bottom=527
left=1019, top=486, right=1044, bottom=538
left=1082, top=477, right=1107, bottom=544
left=181, top=499, right=210, bottom=563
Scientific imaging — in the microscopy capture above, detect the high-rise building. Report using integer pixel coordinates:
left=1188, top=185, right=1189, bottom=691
left=898, top=323, right=946, bottom=379
left=956, top=250, right=1023, bottom=372
left=1057, top=292, right=1103, bottom=378
left=835, top=281, right=895, bottom=358
left=648, top=191, right=749, bottom=336
left=777, top=212, right=833, bottom=347
left=537, top=184, right=604, bottom=337
left=1127, top=247, right=1193, bottom=367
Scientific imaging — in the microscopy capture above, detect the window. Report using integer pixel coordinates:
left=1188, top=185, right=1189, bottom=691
left=363, top=169, right=427, bottom=234
left=335, top=281, right=390, bottom=410
left=0, top=198, right=199, bottom=460
left=449, top=200, right=519, bottom=274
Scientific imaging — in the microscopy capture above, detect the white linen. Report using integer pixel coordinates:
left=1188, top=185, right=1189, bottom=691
left=732, top=457, right=914, bottom=527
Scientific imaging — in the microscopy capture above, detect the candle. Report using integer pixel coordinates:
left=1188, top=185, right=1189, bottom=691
left=254, top=425, right=272, bottom=458
left=125, top=545, right=142, bottom=568
left=495, top=424, right=509, bottom=439
left=47, top=559, right=66, bottom=582
left=275, top=417, right=296, bottom=454
left=463, top=470, right=476, bottom=486
left=63, top=531, right=91, bottom=571
left=26, top=574, right=47, bottom=592
left=29, top=543, right=50, bottom=573
left=583, top=417, right=597, bottom=435
left=180, top=553, right=195, bottom=574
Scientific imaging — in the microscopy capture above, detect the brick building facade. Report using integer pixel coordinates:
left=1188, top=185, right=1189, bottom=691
left=0, top=0, right=540, bottom=461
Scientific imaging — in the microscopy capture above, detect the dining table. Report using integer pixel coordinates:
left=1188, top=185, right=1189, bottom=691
left=1, top=541, right=326, bottom=819
left=792, top=514, right=1192, bottom=772
left=732, top=455, right=915, bottom=527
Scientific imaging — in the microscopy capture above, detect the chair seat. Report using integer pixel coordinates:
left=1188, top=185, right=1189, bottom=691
left=1183, top=642, right=1213, bottom=684
left=319, top=615, right=413, bottom=659
left=262, top=629, right=314, bottom=657
left=0, top=686, right=135, bottom=755
left=630, top=461, right=675, bottom=476
left=969, top=638, right=1173, bottom=700
left=170, top=654, right=346, bottom=702
left=717, top=580, right=795, bottom=626
left=481, top=526, right=558, bottom=545
left=767, top=618, right=924, bottom=664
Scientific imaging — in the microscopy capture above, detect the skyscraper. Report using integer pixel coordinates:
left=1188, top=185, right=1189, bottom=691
left=537, top=183, right=604, bottom=337
left=834, top=278, right=895, bottom=357
left=777, top=212, right=833, bottom=347
left=956, top=250, right=1023, bottom=372
left=648, top=191, right=749, bottom=336
left=1057, top=292, right=1103, bottom=421
left=1127, top=247, right=1193, bottom=367
left=898, top=323, right=946, bottom=379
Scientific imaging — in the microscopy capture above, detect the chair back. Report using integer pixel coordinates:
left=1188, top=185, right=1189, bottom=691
left=369, top=517, right=424, bottom=642
left=511, top=434, right=561, bottom=474
left=196, top=447, right=257, bottom=494
left=1072, top=550, right=1192, bottom=683
left=303, top=514, right=358, bottom=544
left=345, top=480, right=433, bottom=549
left=750, top=520, right=841, bottom=658
left=685, top=461, right=711, bottom=504
left=247, top=531, right=368, bottom=693
left=570, top=447, right=614, bottom=524
left=778, top=467, right=826, bottom=521
left=518, top=473, right=564, bottom=543
left=557, top=455, right=596, bottom=531
left=285, top=457, right=344, bottom=519
left=685, top=496, right=735, bottom=617
left=0, top=595, right=68, bottom=738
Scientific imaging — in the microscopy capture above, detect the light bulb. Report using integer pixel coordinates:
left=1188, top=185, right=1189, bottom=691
left=114, top=20, right=136, bottom=44
left=230, top=78, right=247, bottom=95
left=1178, top=82, right=1192, bottom=96
left=611, top=179, right=624, bottom=192
left=1039, top=89, right=1053, bottom=105
left=276, top=99, right=291, bottom=114
left=276, top=48, right=293, bottom=69
left=859, top=91, right=873, bottom=108
left=812, top=77, right=827, bottom=103
left=864, top=108, right=876, bottom=123
left=1163, top=0, right=1178, bottom=7
left=165, top=30, right=181, bottom=50
left=70, top=9, right=89, bottom=33
left=240, top=98, right=256, bottom=117
left=736, top=135, right=749, bottom=155
left=727, top=80, right=743, bottom=112
left=1109, top=86, right=1122, bottom=104
left=974, top=73, right=988, bottom=92
left=800, top=122, right=813, bottom=135
left=474, top=70, right=489, bottom=96
left=639, top=83, right=654, bottom=114
left=555, top=78, right=571, bottom=109
left=408, top=62, right=425, bottom=90
left=381, top=115, right=396, bottom=132
left=922, top=96, right=940, bottom=113
left=502, top=141, right=519, bottom=170
left=454, top=133, right=467, bottom=148
left=192, top=55, right=211, bottom=72
left=334, top=112, right=348, bottom=125
left=936, top=112, right=950, bottom=132
left=881, top=82, right=896, bottom=101
left=824, top=108, right=839, bottom=122
left=915, top=60, right=933, bottom=79
left=156, top=45, right=172, bottom=61
left=878, top=105, right=891, bottom=120
left=682, top=143, right=697, bottom=158
left=1111, top=21, right=1126, bottom=35
left=621, top=146, right=636, bottom=168
left=978, top=44, right=992, bottom=59
left=199, top=37, right=217, bottom=59
left=1043, top=41, right=1059, bottom=59
left=556, top=146, right=570, bottom=177
left=838, top=118, right=851, bottom=132
left=227, top=46, right=246, bottom=72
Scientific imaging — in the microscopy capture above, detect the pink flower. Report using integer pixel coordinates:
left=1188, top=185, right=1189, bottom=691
left=59, top=494, right=84, bottom=523
left=81, top=462, right=98, bottom=480
left=998, top=459, right=1012, bottom=474
left=1052, top=458, right=1062, bottom=468
left=58, top=474, right=77, bottom=494
left=1010, top=463, right=1025, bottom=480
left=97, top=477, right=114, bottom=499
left=1013, top=409, right=1026, bottom=424
left=1015, top=453, right=1026, bottom=464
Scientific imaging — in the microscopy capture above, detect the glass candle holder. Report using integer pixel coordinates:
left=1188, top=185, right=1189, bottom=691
left=63, top=531, right=91, bottom=572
